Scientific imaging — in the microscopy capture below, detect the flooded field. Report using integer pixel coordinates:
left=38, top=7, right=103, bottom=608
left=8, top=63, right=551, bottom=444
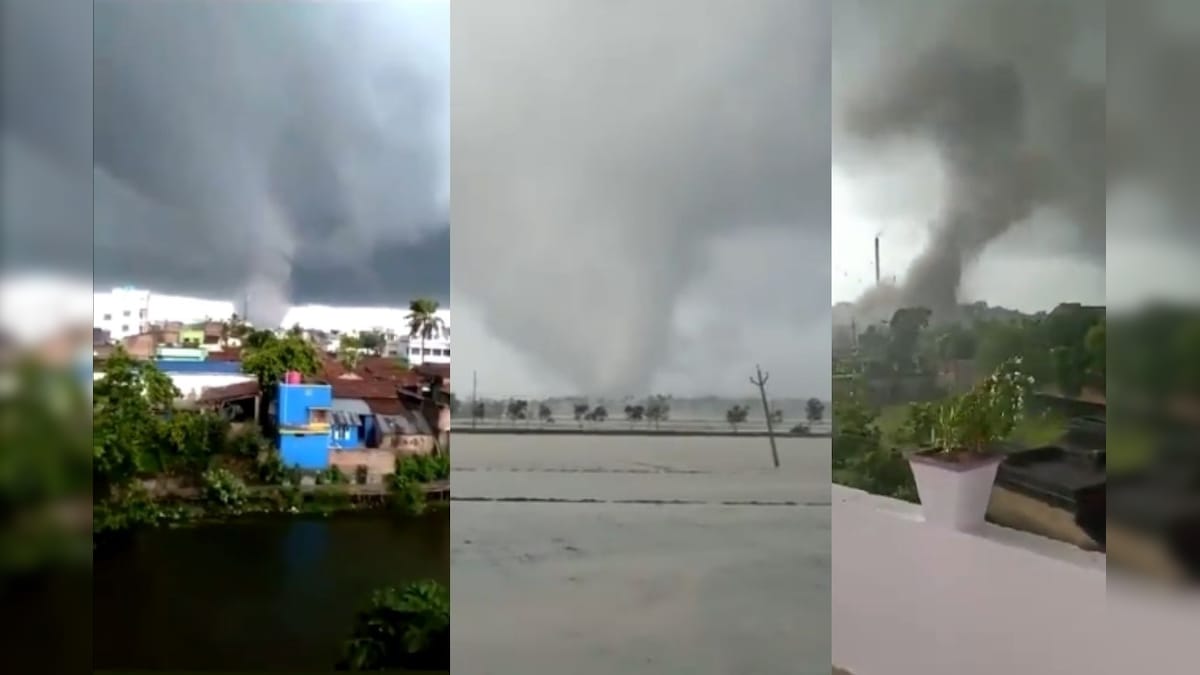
left=451, top=434, right=831, bottom=675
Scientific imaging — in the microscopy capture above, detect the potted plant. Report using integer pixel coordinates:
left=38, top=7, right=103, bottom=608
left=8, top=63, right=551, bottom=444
left=906, top=357, right=1033, bottom=531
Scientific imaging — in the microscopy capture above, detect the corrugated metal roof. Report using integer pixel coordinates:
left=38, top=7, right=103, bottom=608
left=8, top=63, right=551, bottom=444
left=331, top=397, right=372, bottom=415
left=377, top=410, right=432, bottom=435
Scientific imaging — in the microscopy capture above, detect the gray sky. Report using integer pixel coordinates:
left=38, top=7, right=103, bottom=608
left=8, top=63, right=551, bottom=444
left=832, top=0, right=1107, bottom=314
left=451, top=0, right=832, bottom=399
left=4, top=0, right=450, bottom=325
left=1106, top=0, right=1200, bottom=310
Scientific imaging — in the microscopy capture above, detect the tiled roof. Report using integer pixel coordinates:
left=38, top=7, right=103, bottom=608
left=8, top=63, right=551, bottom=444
left=415, top=363, right=450, bottom=380
left=208, top=348, right=242, bottom=362
left=329, top=379, right=402, bottom=400
left=363, top=398, right=406, bottom=415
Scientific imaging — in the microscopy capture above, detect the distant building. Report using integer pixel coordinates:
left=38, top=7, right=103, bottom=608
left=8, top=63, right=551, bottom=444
left=92, top=353, right=254, bottom=399
left=385, top=309, right=451, bottom=366
left=94, top=286, right=152, bottom=340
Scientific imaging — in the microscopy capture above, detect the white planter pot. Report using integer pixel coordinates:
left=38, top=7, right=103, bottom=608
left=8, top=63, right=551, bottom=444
left=908, top=451, right=1002, bottom=531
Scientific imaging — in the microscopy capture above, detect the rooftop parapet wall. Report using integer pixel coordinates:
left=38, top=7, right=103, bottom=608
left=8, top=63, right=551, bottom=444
left=833, top=485, right=1107, bottom=675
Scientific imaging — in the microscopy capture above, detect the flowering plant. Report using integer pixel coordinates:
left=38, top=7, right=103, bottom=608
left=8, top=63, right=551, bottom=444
left=926, top=357, right=1034, bottom=455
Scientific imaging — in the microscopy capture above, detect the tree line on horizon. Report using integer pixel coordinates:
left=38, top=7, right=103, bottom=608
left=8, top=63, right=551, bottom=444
left=468, top=394, right=827, bottom=432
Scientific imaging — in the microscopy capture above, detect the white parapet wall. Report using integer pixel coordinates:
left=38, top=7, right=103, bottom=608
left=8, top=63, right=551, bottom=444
left=833, top=484, right=1108, bottom=675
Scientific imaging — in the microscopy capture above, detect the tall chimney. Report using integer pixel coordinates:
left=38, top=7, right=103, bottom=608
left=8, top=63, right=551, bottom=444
left=874, top=235, right=881, bottom=285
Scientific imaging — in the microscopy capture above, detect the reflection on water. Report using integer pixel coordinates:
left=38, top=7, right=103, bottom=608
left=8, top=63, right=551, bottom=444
left=451, top=435, right=832, bottom=675
left=92, top=510, right=449, bottom=671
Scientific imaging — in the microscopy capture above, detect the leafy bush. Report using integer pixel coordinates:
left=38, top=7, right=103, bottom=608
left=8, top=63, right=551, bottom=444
left=337, top=581, right=449, bottom=671
left=316, top=466, right=349, bottom=486
left=311, top=485, right=352, bottom=510
left=201, top=468, right=248, bottom=509
left=93, top=483, right=178, bottom=534
left=284, top=464, right=304, bottom=488
left=228, top=426, right=270, bottom=459
left=394, top=453, right=449, bottom=484
left=255, top=450, right=287, bottom=485
left=388, top=475, right=427, bottom=516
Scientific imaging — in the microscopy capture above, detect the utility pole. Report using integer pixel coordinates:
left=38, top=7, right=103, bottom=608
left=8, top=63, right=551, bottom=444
left=471, top=370, right=478, bottom=429
left=874, top=235, right=881, bottom=286
left=750, top=364, right=780, bottom=468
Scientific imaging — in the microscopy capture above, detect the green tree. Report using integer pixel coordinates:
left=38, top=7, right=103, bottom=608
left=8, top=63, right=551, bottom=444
left=1174, top=316, right=1200, bottom=397
left=357, top=330, right=387, bottom=355
left=241, top=333, right=321, bottom=387
left=406, top=299, right=445, bottom=365
left=92, top=348, right=179, bottom=493
left=887, top=307, right=931, bottom=373
left=1084, top=321, right=1105, bottom=384
left=725, top=404, right=749, bottom=431
left=805, top=397, right=825, bottom=423
left=338, top=335, right=363, bottom=371
left=645, top=395, right=670, bottom=429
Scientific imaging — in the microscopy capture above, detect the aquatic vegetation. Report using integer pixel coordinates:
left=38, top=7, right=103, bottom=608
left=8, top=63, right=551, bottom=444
left=338, top=580, right=449, bottom=671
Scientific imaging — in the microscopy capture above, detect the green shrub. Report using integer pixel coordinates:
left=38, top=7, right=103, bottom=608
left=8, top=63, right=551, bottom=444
left=278, top=484, right=303, bottom=510
left=255, top=450, right=287, bottom=485
left=201, top=467, right=248, bottom=509
left=285, top=464, right=304, bottom=487
left=394, top=453, right=449, bottom=484
left=388, top=474, right=426, bottom=516
left=228, top=426, right=270, bottom=459
left=316, top=466, right=349, bottom=486
left=337, top=581, right=449, bottom=671
left=311, top=485, right=352, bottom=510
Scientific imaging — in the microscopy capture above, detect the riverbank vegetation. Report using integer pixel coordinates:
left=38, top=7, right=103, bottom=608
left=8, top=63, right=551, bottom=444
left=93, top=350, right=449, bottom=537
left=338, top=580, right=450, bottom=671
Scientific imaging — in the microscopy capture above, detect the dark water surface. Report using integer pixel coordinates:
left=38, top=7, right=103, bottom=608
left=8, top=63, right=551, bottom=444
left=92, top=509, right=449, bottom=671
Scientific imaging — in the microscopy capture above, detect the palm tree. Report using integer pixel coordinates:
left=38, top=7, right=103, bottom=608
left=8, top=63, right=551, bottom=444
left=406, top=299, right=445, bottom=366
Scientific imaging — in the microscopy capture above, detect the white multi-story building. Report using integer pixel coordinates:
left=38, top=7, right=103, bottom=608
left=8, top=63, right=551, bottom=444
left=387, top=309, right=450, bottom=366
left=94, top=286, right=152, bottom=340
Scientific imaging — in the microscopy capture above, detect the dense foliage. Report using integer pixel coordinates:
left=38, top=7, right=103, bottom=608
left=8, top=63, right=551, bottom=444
left=831, top=382, right=917, bottom=502
left=338, top=581, right=450, bottom=671
left=388, top=454, right=449, bottom=516
left=848, top=303, right=1104, bottom=399
left=239, top=331, right=320, bottom=387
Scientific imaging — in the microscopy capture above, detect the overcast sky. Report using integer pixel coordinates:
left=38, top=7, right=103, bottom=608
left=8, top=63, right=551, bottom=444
left=451, top=0, right=832, bottom=399
left=3, top=0, right=449, bottom=327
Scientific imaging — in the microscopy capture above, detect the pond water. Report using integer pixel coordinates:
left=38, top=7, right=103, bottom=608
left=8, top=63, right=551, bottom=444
left=92, top=509, right=449, bottom=671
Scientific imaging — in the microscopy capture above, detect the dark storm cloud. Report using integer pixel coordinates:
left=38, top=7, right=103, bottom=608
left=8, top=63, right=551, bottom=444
left=1, top=0, right=94, bottom=278
left=1109, top=0, right=1200, bottom=233
left=834, top=0, right=1105, bottom=320
left=5, top=1, right=448, bottom=323
left=452, top=0, right=831, bottom=396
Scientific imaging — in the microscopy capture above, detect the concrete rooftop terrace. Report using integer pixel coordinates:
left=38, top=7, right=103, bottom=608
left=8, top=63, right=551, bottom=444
left=833, top=485, right=1195, bottom=675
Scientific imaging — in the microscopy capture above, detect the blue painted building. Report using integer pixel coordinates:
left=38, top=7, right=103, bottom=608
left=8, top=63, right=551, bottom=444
left=276, top=382, right=334, bottom=469
left=330, top=398, right=369, bottom=449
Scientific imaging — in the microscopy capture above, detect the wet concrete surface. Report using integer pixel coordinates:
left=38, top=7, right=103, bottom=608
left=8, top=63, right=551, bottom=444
left=450, top=435, right=831, bottom=674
